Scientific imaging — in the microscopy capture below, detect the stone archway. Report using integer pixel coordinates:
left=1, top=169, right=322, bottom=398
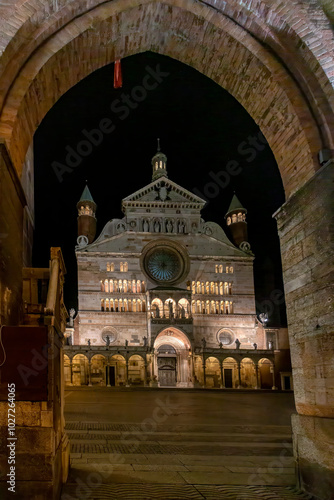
left=72, top=354, right=89, bottom=386
left=0, top=2, right=333, bottom=497
left=154, top=327, right=192, bottom=387
left=0, top=0, right=333, bottom=188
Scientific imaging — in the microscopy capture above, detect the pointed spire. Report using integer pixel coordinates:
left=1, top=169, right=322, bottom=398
left=79, top=184, right=95, bottom=204
left=157, top=138, right=161, bottom=152
left=76, top=184, right=97, bottom=244
left=225, top=193, right=246, bottom=216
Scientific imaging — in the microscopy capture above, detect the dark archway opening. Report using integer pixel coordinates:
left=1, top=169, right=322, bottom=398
left=33, top=51, right=286, bottom=326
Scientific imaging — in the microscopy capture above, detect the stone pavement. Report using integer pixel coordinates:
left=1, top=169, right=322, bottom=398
left=62, top=388, right=312, bottom=499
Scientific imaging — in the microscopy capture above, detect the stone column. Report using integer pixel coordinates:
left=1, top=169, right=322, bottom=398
left=202, top=359, right=206, bottom=388
left=254, top=363, right=259, bottom=390
left=219, top=359, right=225, bottom=388
left=274, top=161, right=334, bottom=499
left=271, top=363, right=277, bottom=390
left=69, top=360, right=73, bottom=386
left=88, top=361, right=92, bottom=386
left=125, top=359, right=129, bottom=387
left=237, top=361, right=241, bottom=389
left=106, top=360, right=111, bottom=387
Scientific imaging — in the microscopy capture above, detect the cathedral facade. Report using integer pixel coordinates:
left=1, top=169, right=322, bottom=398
left=65, top=145, right=289, bottom=389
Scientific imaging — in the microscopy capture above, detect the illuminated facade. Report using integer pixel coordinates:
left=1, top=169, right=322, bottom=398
left=65, top=145, right=289, bottom=389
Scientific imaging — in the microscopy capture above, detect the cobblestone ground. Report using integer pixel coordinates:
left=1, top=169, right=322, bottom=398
left=62, top=388, right=312, bottom=500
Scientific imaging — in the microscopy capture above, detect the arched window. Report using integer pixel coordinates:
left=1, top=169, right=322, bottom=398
left=110, top=263, right=115, bottom=272
left=192, top=281, right=196, bottom=294
left=230, top=301, right=233, bottom=314
left=232, top=214, right=237, bottom=223
left=215, top=282, right=219, bottom=295
left=137, top=280, right=141, bottom=293
left=105, top=298, right=109, bottom=312
left=110, top=299, right=114, bottom=312
left=201, top=301, right=205, bottom=314
left=196, top=281, right=201, bottom=293
left=123, top=280, right=128, bottom=293
left=104, top=279, right=109, bottom=293
left=196, top=300, right=201, bottom=314
left=132, top=280, right=136, bottom=293
left=119, top=280, right=123, bottom=293
left=119, top=299, right=123, bottom=312
left=219, top=282, right=223, bottom=295
left=178, top=298, right=190, bottom=318
left=142, top=301, right=146, bottom=313
left=120, top=262, right=124, bottom=272
left=219, top=264, right=223, bottom=273
left=132, top=299, right=137, bottom=312
left=124, top=262, right=128, bottom=272
left=229, top=266, right=234, bottom=273
left=210, top=282, right=215, bottom=294
left=192, top=300, right=196, bottom=314
left=141, top=281, right=146, bottom=293
left=206, top=300, right=210, bottom=314
left=128, top=300, right=132, bottom=312
left=115, top=299, right=119, bottom=312
left=137, top=299, right=142, bottom=312
left=210, top=301, right=215, bottom=314
left=238, top=212, right=243, bottom=221
left=123, top=299, right=128, bottom=312
left=225, top=301, right=229, bottom=314
left=226, top=266, right=229, bottom=273
left=226, top=217, right=231, bottom=226
left=242, top=214, right=246, bottom=221
left=100, top=281, right=104, bottom=292
left=224, top=282, right=229, bottom=294
left=101, top=299, right=104, bottom=311
left=201, top=282, right=205, bottom=294
left=229, top=283, right=232, bottom=295
left=114, top=280, right=118, bottom=292
left=220, top=301, right=224, bottom=314
left=106, top=262, right=110, bottom=272
left=206, top=282, right=210, bottom=294
left=109, top=280, right=114, bottom=293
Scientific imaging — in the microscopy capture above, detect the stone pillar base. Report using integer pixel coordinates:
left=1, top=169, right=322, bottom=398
left=292, top=413, right=334, bottom=500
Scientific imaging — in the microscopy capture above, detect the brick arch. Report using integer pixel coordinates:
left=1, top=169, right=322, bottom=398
left=0, top=0, right=333, bottom=120
left=0, top=0, right=333, bottom=197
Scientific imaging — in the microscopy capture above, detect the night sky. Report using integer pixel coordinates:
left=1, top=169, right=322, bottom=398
left=33, top=51, right=286, bottom=326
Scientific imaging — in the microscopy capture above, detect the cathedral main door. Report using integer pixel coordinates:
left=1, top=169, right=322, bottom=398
left=157, top=356, right=177, bottom=387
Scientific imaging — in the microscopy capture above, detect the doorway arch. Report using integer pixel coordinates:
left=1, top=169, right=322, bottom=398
left=0, top=0, right=332, bottom=197
left=0, top=3, right=333, bottom=497
left=154, top=328, right=192, bottom=387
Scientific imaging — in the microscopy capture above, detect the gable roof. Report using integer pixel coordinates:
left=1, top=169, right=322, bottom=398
left=122, top=176, right=206, bottom=210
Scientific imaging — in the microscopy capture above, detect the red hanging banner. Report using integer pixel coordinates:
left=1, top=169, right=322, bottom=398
left=114, top=59, right=122, bottom=89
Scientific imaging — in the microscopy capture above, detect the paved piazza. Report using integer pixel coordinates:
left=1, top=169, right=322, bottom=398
left=62, top=389, right=312, bottom=499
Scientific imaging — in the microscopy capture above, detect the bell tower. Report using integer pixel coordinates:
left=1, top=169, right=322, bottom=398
left=151, top=138, right=168, bottom=181
left=77, top=185, right=97, bottom=244
left=225, top=193, right=248, bottom=248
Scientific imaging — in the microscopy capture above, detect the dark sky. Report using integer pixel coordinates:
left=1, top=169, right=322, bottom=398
left=33, top=51, right=286, bottom=326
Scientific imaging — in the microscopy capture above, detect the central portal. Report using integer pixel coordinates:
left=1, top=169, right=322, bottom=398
left=154, top=328, right=192, bottom=388
left=157, top=345, right=177, bottom=386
